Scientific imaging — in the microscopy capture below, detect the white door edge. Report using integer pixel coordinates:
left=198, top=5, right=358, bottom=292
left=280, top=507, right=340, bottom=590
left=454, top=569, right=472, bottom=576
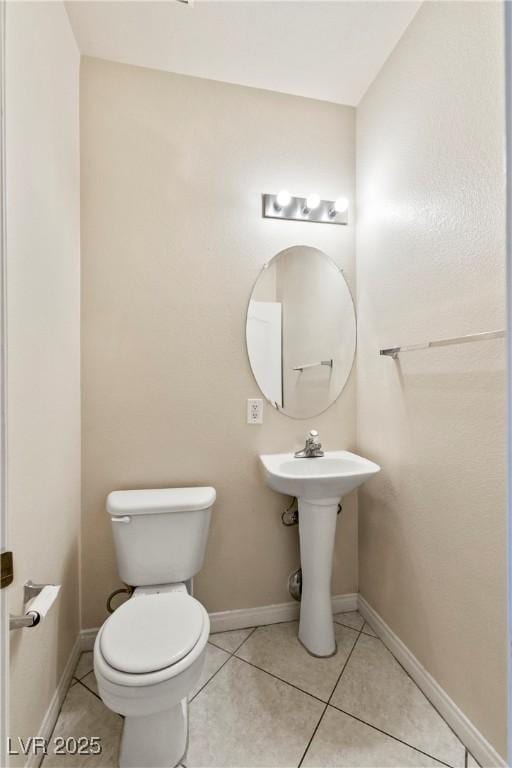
left=0, top=0, right=9, bottom=764
left=505, top=3, right=512, bottom=765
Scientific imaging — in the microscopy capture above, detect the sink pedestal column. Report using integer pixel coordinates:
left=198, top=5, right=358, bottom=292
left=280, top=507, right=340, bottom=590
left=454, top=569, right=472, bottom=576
left=298, top=497, right=340, bottom=657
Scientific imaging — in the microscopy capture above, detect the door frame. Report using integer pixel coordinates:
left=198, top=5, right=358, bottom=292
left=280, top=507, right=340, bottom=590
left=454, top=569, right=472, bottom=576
left=0, top=0, right=8, bottom=764
left=506, top=3, right=512, bottom=765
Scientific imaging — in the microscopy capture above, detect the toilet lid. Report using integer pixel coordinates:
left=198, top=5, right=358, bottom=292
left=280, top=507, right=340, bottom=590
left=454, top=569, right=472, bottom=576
left=100, top=593, right=205, bottom=674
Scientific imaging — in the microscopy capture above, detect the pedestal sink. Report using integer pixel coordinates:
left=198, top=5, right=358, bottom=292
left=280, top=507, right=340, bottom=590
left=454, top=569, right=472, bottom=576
left=260, top=450, right=380, bottom=657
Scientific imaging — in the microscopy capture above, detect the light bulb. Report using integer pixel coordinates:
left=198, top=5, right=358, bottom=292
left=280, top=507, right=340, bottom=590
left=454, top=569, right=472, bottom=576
left=275, top=190, right=292, bottom=210
left=334, top=196, right=349, bottom=213
left=329, top=196, right=349, bottom=218
left=305, top=193, right=321, bottom=212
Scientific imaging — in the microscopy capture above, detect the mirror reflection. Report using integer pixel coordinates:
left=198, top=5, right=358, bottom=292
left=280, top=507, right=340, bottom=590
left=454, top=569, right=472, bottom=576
left=246, top=245, right=356, bottom=419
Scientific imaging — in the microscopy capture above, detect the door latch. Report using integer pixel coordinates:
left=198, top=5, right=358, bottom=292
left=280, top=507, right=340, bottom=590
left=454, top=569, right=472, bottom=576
left=1, top=551, right=13, bottom=589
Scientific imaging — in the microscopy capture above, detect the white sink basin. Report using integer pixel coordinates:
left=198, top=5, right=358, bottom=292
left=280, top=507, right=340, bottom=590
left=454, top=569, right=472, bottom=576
left=260, top=450, right=380, bottom=500
left=260, top=448, right=380, bottom=658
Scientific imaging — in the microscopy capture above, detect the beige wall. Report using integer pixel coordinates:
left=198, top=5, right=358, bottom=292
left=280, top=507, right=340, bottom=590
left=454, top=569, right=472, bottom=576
left=80, top=57, right=357, bottom=629
left=6, top=1, right=81, bottom=759
left=356, top=1, right=507, bottom=757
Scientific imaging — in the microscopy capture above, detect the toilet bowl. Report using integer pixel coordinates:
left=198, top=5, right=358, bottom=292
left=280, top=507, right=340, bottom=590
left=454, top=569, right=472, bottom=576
left=93, top=487, right=215, bottom=768
left=94, top=585, right=209, bottom=768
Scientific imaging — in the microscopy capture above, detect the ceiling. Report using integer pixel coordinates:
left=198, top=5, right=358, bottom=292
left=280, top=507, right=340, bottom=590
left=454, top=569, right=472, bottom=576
left=65, top=1, right=421, bottom=106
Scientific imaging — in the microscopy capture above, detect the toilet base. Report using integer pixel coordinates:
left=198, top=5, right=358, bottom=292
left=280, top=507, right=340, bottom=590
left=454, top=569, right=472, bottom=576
left=119, top=698, right=188, bottom=768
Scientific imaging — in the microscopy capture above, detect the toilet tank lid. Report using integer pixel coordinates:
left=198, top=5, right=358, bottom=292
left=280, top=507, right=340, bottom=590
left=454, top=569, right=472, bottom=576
left=106, top=487, right=216, bottom=516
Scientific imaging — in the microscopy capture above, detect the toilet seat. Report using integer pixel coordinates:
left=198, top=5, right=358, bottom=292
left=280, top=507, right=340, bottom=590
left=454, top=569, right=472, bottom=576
left=100, top=592, right=205, bottom=675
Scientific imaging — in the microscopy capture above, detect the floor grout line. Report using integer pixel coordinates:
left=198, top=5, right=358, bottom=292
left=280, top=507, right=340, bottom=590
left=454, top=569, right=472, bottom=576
left=190, top=627, right=258, bottom=702
left=232, top=654, right=328, bottom=705
left=296, top=623, right=364, bottom=768
left=208, top=626, right=257, bottom=655
left=361, top=623, right=378, bottom=637
left=75, top=676, right=104, bottom=703
left=333, top=619, right=376, bottom=638
left=329, top=705, right=456, bottom=768
left=188, top=653, right=232, bottom=703
left=74, top=651, right=95, bottom=682
left=296, top=704, right=328, bottom=767
left=359, top=625, right=467, bottom=754
left=333, top=619, right=364, bottom=631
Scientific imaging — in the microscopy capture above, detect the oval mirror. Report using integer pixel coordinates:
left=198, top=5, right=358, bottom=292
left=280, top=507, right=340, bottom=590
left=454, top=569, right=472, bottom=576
left=246, top=245, right=356, bottom=419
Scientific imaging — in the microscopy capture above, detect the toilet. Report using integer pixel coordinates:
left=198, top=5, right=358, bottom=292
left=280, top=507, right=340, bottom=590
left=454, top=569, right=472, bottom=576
left=93, top=486, right=216, bottom=768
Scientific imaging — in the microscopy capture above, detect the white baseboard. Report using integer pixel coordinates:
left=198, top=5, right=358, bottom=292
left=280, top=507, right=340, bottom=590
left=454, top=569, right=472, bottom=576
left=79, top=592, right=358, bottom=646
left=26, top=635, right=81, bottom=768
left=332, top=593, right=359, bottom=613
left=79, top=627, right=99, bottom=652
left=357, top=596, right=506, bottom=768
left=209, top=592, right=357, bottom=633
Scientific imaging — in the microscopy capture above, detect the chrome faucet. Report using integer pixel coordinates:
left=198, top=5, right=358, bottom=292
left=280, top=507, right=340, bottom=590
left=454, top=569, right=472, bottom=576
left=294, top=430, right=324, bottom=458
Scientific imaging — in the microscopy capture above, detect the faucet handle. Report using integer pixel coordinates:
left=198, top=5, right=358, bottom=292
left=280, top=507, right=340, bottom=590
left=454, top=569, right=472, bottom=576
left=308, top=429, right=320, bottom=444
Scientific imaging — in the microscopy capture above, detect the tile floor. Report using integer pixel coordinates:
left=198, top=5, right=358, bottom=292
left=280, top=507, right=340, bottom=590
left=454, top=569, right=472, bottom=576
left=41, top=611, right=480, bottom=768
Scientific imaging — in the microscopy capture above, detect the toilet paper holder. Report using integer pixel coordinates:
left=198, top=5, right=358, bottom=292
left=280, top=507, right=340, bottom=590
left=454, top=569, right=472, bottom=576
left=9, top=580, right=60, bottom=630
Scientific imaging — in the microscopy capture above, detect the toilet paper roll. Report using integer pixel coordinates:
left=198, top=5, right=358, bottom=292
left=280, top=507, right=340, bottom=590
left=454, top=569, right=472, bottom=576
left=25, top=585, right=61, bottom=623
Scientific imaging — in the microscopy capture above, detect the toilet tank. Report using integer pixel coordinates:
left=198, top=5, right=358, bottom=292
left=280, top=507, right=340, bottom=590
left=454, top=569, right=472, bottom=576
left=107, top=487, right=215, bottom=587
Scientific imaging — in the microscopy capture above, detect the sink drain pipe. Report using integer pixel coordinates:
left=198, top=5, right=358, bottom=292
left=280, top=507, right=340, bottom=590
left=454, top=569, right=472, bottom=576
left=289, top=568, right=302, bottom=601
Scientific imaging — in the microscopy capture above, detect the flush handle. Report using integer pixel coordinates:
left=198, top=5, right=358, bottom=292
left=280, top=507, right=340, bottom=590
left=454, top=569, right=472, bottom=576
left=112, top=516, right=131, bottom=524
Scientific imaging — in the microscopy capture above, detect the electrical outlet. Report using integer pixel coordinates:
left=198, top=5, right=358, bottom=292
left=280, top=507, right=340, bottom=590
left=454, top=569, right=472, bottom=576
left=247, top=398, right=263, bottom=424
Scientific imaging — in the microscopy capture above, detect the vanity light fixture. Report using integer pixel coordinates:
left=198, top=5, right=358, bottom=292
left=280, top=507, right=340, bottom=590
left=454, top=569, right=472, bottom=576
left=262, top=192, right=349, bottom=225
